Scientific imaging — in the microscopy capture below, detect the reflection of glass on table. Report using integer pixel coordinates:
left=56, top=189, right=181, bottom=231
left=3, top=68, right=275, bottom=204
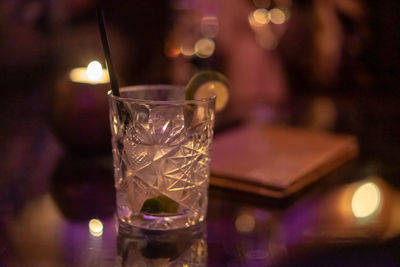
left=117, top=225, right=207, bottom=266
left=108, top=85, right=215, bottom=231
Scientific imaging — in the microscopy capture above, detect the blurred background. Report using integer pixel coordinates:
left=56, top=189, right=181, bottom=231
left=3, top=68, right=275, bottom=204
left=1, top=1, right=400, bottom=265
left=0, top=0, right=399, bottom=181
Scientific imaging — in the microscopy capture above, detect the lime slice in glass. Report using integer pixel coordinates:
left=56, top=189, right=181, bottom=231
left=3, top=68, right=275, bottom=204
left=186, top=71, right=229, bottom=112
left=141, top=195, right=179, bottom=214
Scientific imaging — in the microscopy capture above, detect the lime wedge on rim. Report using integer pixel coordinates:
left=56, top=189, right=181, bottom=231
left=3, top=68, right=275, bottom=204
left=185, top=71, right=229, bottom=112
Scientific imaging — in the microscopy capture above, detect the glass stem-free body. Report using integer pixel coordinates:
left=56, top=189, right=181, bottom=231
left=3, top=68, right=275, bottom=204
left=108, top=86, right=215, bottom=230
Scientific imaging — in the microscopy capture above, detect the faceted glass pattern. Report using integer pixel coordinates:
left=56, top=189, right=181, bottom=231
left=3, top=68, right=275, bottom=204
left=108, top=86, right=215, bottom=230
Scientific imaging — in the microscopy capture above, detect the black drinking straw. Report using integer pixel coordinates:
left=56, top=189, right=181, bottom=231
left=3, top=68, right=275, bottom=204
left=97, top=8, right=120, bottom=96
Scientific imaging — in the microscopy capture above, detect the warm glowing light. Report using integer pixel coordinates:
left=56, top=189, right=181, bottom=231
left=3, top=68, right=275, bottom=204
left=180, top=43, right=195, bottom=57
left=168, top=47, right=181, bottom=57
left=268, top=8, right=286, bottom=24
left=279, top=6, right=291, bottom=21
left=200, top=16, right=219, bottom=38
left=69, top=61, right=109, bottom=84
left=235, top=213, right=255, bottom=233
left=86, top=61, right=103, bottom=81
left=249, top=9, right=269, bottom=26
left=352, top=182, right=381, bottom=219
left=195, top=38, right=215, bottom=58
left=165, top=41, right=181, bottom=58
left=89, top=219, right=103, bottom=237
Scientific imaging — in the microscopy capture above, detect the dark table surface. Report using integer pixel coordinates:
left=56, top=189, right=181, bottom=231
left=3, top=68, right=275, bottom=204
left=1, top=88, right=400, bottom=267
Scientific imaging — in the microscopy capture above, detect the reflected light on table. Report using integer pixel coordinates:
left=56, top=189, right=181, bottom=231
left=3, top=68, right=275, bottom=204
left=352, top=182, right=381, bottom=220
left=89, top=219, right=103, bottom=237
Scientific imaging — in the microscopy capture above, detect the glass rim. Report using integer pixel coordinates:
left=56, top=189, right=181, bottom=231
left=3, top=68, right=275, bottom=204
left=107, top=84, right=216, bottom=105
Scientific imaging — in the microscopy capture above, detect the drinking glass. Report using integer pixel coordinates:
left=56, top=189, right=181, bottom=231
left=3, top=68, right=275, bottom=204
left=108, top=85, right=215, bottom=231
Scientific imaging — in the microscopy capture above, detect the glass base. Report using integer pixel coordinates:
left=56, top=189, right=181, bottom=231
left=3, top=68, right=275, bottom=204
left=118, top=211, right=205, bottom=231
left=117, top=217, right=206, bottom=238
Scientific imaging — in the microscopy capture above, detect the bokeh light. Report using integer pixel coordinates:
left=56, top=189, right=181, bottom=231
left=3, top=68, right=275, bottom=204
left=180, top=43, right=195, bottom=57
left=165, top=45, right=180, bottom=58
left=194, top=38, right=215, bottom=58
left=235, top=213, right=255, bottom=233
left=69, top=60, right=109, bottom=84
left=89, top=219, right=103, bottom=237
left=249, top=8, right=269, bottom=27
left=268, top=8, right=287, bottom=24
left=352, top=182, right=381, bottom=219
left=279, top=6, right=291, bottom=21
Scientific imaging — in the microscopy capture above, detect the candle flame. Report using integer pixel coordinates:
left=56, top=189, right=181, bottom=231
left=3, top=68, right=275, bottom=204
left=86, top=61, right=103, bottom=82
left=69, top=61, right=110, bottom=84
